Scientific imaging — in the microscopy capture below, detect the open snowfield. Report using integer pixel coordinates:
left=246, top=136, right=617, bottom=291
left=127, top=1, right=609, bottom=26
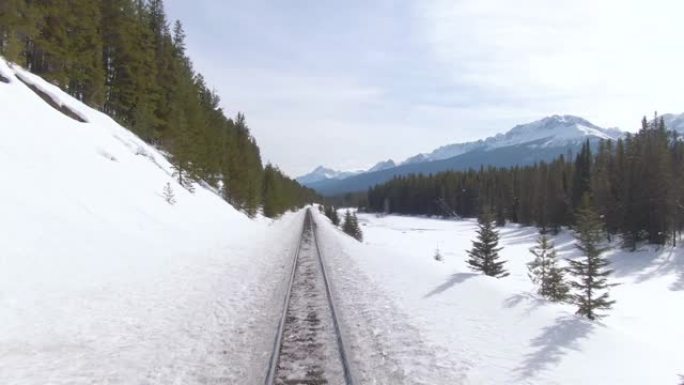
left=0, top=57, right=303, bottom=384
left=316, top=211, right=684, bottom=384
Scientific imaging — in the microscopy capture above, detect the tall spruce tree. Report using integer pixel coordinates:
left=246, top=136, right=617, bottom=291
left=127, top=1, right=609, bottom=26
left=571, top=140, right=593, bottom=211
left=262, top=164, right=281, bottom=218
left=0, top=0, right=40, bottom=64
left=528, top=233, right=569, bottom=301
left=466, top=211, right=508, bottom=278
left=342, top=210, right=355, bottom=236
left=324, top=205, right=340, bottom=226
left=567, top=195, right=615, bottom=320
left=352, top=212, right=363, bottom=241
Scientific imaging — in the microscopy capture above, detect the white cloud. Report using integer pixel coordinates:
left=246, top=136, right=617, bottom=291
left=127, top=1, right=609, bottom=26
left=417, top=0, right=684, bottom=129
left=166, top=0, right=684, bottom=176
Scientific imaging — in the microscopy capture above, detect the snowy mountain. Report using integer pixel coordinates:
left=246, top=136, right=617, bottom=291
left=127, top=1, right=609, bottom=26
left=296, top=166, right=361, bottom=185
left=401, top=153, right=429, bottom=165
left=662, top=112, right=684, bottom=133
left=305, top=115, right=624, bottom=195
left=402, top=115, right=622, bottom=165
left=297, top=160, right=396, bottom=185
left=368, top=159, right=396, bottom=172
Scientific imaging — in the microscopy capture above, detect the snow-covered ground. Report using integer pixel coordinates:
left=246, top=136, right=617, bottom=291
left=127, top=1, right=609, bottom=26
left=3, top=54, right=683, bottom=384
left=0, top=57, right=302, bottom=384
left=316, top=211, right=684, bottom=384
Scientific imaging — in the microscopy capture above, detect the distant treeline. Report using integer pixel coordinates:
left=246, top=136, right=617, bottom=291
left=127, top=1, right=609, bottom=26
left=0, top=0, right=317, bottom=217
left=368, top=116, right=684, bottom=248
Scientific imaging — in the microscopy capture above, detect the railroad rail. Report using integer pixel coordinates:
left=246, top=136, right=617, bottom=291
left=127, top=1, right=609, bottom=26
left=265, top=209, right=354, bottom=385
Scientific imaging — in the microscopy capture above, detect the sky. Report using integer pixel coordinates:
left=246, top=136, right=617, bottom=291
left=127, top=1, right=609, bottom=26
left=164, top=0, right=684, bottom=177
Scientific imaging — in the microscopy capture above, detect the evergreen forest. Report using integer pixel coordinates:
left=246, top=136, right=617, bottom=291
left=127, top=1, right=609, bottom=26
left=0, top=0, right=317, bottom=217
left=368, top=116, right=684, bottom=248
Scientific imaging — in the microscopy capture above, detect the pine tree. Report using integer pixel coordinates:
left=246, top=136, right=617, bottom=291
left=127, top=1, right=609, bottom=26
left=342, top=211, right=363, bottom=241
left=0, top=0, right=31, bottom=63
left=434, top=246, right=443, bottom=261
left=352, top=212, right=363, bottom=241
left=262, top=164, right=280, bottom=218
left=330, top=206, right=340, bottom=226
left=466, top=211, right=508, bottom=278
left=571, top=140, right=592, bottom=211
left=567, top=195, right=615, bottom=320
left=163, top=182, right=175, bottom=205
left=528, top=233, right=569, bottom=301
left=342, top=210, right=355, bottom=236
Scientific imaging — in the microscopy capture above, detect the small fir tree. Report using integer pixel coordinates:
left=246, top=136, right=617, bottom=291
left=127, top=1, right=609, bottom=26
left=528, top=234, right=569, bottom=301
left=434, top=246, right=443, bottom=262
left=342, top=210, right=354, bottom=234
left=567, top=195, right=615, bottom=320
left=342, top=210, right=363, bottom=241
left=163, top=182, right=176, bottom=205
left=323, top=205, right=340, bottom=225
left=330, top=207, right=340, bottom=226
left=351, top=212, right=363, bottom=241
left=466, top=211, right=508, bottom=278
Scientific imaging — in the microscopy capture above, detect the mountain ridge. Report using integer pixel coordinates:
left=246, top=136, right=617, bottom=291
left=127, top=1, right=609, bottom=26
left=301, top=114, right=626, bottom=195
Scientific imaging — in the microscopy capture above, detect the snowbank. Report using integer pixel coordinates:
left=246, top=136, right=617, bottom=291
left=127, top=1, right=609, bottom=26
left=0, top=57, right=300, bottom=384
left=315, top=211, right=683, bottom=384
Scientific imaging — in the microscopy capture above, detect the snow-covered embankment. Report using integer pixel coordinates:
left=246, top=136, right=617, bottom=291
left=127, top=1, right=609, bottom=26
left=0, top=57, right=299, bottom=384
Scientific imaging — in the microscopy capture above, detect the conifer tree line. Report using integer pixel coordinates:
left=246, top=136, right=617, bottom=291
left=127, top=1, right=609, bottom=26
left=323, top=205, right=340, bottom=226
left=0, top=0, right=317, bottom=217
left=368, top=115, right=684, bottom=248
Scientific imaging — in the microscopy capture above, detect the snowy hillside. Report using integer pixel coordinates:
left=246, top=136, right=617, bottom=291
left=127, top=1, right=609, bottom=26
left=316, top=211, right=683, bottom=384
left=0, top=58, right=301, bottom=384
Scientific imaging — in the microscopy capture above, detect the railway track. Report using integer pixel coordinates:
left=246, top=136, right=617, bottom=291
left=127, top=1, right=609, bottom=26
left=265, top=209, right=354, bottom=385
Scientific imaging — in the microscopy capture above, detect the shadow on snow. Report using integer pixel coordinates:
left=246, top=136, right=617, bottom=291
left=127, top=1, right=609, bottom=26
left=514, top=315, right=594, bottom=381
left=423, top=273, right=478, bottom=298
left=607, top=246, right=684, bottom=291
left=503, top=293, right=546, bottom=316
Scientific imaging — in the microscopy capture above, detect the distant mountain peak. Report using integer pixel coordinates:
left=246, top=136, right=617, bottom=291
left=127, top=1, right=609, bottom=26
left=488, top=114, right=621, bottom=149
left=301, top=114, right=627, bottom=193
left=661, top=112, right=684, bottom=133
left=368, top=159, right=396, bottom=172
left=296, top=166, right=360, bottom=185
left=397, top=114, right=622, bottom=168
left=312, top=165, right=334, bottom=173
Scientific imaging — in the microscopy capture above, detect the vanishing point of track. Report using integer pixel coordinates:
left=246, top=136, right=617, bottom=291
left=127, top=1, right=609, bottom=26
left=265, top=209, right=355, bottom=385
